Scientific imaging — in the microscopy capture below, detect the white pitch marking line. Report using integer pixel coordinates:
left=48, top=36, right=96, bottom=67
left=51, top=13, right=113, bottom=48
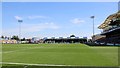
left=2, top=47, right=41, bottom=54
left=0, top=62, right=73, bottom=66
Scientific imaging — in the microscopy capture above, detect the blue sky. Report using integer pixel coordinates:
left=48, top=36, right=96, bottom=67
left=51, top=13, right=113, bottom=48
left=2, top=2, right=118, bottom=39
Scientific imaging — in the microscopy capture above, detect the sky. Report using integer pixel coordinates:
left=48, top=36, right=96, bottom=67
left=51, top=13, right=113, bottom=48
left=2, top=0, right=119, bottom=2
left=2, top=2, right=118, bottom=39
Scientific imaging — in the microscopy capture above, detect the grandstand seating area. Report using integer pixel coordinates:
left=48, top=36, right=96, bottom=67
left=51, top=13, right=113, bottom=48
left=94, top=11, right=120, bottom=46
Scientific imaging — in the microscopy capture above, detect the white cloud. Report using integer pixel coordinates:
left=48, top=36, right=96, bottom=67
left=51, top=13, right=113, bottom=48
left=21, top=22, right=59, bottom=32
left=14, top=15, right=48, bottom=20
left=2, top=22, right=59, bottom=36
left=28, top=16, right=48, bottom=19
left=14, top=16, right=23, bottom=20
left=71, top=18, right=85, bottom=24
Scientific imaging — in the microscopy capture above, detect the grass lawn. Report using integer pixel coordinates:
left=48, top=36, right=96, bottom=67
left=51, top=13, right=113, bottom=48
left=1, top=43, right=119, bottom=67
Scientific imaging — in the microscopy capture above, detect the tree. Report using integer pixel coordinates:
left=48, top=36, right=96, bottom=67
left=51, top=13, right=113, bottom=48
left=21, top=38, right=26, bottom=41
left=1, top=35, right=4, bottom=39
left=5, top=36, right=8, bottom=39
left=11, top=35, right=19, bottom=40
left=70, top=35, right=75, bottom=37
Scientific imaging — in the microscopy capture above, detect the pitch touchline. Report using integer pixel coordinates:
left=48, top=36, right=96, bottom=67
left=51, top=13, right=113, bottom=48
left=2, top=47, right=41, bottom=53
left=2, top=47, right=57, bottom=54
left=0, top=62, right=74, bottom=66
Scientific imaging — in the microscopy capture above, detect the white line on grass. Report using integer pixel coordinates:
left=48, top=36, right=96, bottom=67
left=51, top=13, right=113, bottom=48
left=0, top=62, right=73, bottom=66
left=2, top=46, right=60, bottom=54
left=2, top=47, right=41, bottom=54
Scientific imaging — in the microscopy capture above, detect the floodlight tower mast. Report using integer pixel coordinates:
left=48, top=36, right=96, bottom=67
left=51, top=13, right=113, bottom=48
left=18, top=20, right=23, bottom=43
left=90, top=16, right=95, bottom=36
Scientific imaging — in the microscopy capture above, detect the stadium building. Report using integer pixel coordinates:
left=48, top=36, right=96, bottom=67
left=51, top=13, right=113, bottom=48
left=94, top=11, right=120, bottom=45
left=43, top=37, right=87, bottom=43
left=0, top=38, right=18, bottom=44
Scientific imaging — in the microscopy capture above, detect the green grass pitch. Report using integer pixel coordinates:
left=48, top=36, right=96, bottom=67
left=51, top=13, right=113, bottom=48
left=2, top=43, right=119, bottom=67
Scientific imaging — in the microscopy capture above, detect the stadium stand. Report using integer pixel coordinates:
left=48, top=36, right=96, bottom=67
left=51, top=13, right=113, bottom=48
left=43, top=37, right=87, bottom=43
left=94, top=11, right=120, bottom=46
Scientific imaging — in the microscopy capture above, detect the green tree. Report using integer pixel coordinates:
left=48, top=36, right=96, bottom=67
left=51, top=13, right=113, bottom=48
left=21, top=38, right=26, bottom=41
left=11, top=35, right=19, bottom=40
left=1, top=35, right=4, bottom=39
left=70, top=35, right=75, bottom=37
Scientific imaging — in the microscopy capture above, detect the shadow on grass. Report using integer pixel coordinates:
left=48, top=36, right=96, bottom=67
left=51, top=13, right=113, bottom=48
left=118, top=47, right=120, bottom=66
left=1, top=65, right=119, bottom=68
left=85, top=43, right=120, bottom=47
